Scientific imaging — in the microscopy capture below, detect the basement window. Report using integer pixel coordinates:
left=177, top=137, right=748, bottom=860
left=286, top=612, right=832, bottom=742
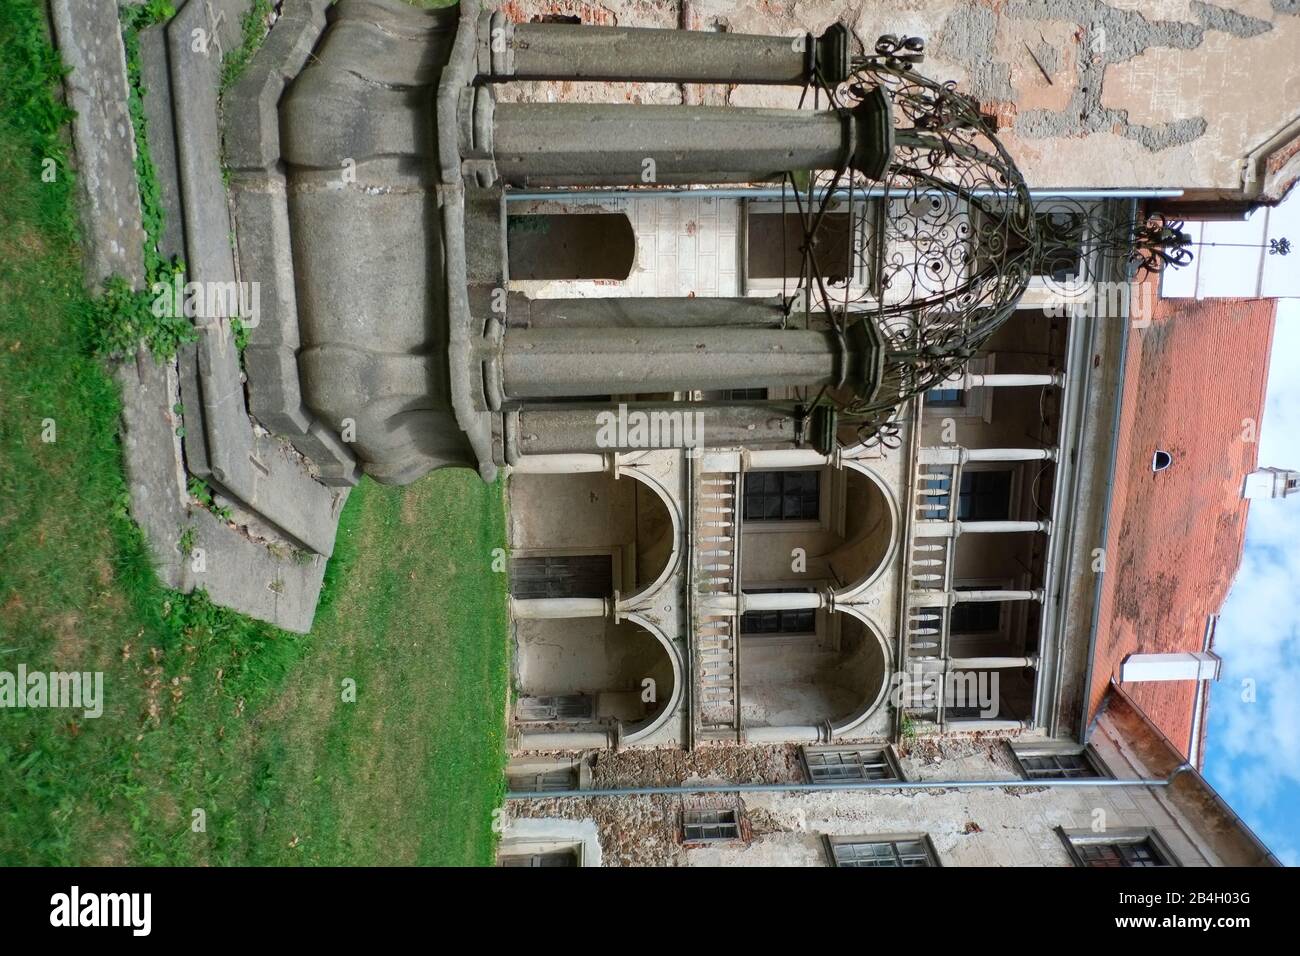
left=682, top=808, right=743, bottom=843
left=826, top=835, right=940, bottom=867
left=497, top=848, right=580, bottom=867
left=802, top=746, right=902, bottom=783
left=506, top=767, right=580, bottom=793
left=1010, top=745, right=1105, bottom=780
left=1152, top=450, right=1173, bottom=472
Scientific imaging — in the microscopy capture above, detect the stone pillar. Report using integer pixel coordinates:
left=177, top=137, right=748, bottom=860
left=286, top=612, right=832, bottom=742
left=510, top=454, right=611, bottom=474
left=742, top=591, right=826, bottom=612
left=502, top=327, right=845, bottom=399
left=942, top=371, right=1064, bottom=389
left=1121, top=652, right=1221, bottom=682
left=516, top=730, right=613, bottom=750
left=508, top=294, right=788, bottom=330
left=919, top=446, right=1057, bottom=465
left=746, top=449, right=831, bottom=469
left=507, top=403, right=810, bottom=457
left=511, top=597, right=609, bottom=619
left=949, top=656, right=1038, bottom=670
left=485, top=20, right=851, bottom=87
left=915, top=519, right=1050, bottom=537
left=490, top=89, right=892, bottom=188
left=945, top=718, right=1030, bottom=732
left=950, top=589, right=1044, bottom=604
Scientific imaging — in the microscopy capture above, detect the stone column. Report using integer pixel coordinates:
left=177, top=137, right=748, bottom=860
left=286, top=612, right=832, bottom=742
left=509, top=294, right=788, bottom=330
left=746, top=449, right=832, bottom=469
left=490, top=89, right=892, bottom=188
left=919, top=446, right=1057, bottom=465
left=741, top=591, right=826, bottom=612
left=950, top=589, right=1044, bottom=604
left=511, top=597, right=609, bottom=619
left=508, top=402, right=810, bottom=457
left=949, top=656, right=1038, bottom=669
left=510, top=454, right=611, bottom=474
left=502, top=327, right=847, bottom=399
left=915, top=519, right=1050, bottom=537
left=746, top=725, right=826, bottom=744
left=485, top=20, right=851, bottom=87
left=942, top=371, right=1064, bottom=389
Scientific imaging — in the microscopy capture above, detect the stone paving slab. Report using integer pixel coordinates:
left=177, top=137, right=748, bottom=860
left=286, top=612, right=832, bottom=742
left=49, top=0, right=147, bottom=291
left=117, top=346, right=335, bottom=633
left=138, top=23, right=187, bottom=264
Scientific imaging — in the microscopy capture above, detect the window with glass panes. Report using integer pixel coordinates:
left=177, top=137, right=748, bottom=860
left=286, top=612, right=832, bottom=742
left=957, top=470, right=1012, bottom=521
left=743, top=470, right=820, bottom=521
left=926, top=387, right=964, bottom=407
left=829, top=837, right=937, bottom=867
left=1072, top=837, right=1170, bottom=868
left=1017, top=751, right=1099, bottom=779
left=682, top=809, right=742, bottom=842
left=803, top=747, right=900, bottom=783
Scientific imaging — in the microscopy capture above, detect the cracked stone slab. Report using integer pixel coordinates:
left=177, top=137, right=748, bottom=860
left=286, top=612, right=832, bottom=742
left=117, top=349, right=191, bottom=590
left=116, top=346, right=338, bottom=633
left=49, top=0, right=147, bottom=291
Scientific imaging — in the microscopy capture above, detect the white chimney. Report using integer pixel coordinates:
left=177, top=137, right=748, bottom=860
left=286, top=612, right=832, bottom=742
left=1242, top=466, right=1300, bottom=500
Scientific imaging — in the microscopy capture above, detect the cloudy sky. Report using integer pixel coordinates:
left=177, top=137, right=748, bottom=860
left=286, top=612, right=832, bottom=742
left=1203, top=299, right=1300, bottom=866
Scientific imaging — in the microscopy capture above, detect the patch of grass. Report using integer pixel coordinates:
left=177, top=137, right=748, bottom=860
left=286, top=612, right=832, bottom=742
left=87, top=271, right=195, bottom=361
left=0, top=0, right=509, bottom=866
left=220, top=0, right=272, bottom=92
left=228, top=476, right=511, bottom=865
left=187, top=476, right=233, bottom=522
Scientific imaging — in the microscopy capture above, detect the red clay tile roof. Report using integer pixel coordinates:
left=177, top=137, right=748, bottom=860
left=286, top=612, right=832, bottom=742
left=1087, top=288, right=1276, bottom=764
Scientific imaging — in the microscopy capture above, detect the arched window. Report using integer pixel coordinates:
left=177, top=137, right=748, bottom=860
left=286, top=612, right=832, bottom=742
left=1152, top=450, right=1173, bottom=473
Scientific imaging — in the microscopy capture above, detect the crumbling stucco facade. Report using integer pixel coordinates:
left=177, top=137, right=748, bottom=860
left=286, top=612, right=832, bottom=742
left=501, top=0, right=1300, bottom=203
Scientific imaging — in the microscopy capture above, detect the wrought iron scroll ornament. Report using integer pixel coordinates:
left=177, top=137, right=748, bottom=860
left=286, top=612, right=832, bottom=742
left=781, top=31, right=1207, bottom=447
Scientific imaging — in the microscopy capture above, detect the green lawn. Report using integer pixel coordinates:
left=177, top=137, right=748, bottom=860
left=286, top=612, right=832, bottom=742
left=0, top=0, right=509, bottom=866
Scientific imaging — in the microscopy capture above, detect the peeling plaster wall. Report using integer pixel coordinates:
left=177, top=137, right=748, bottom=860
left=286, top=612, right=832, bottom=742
left=498, top=0, right=1300, bottom=197
left=507, top=701, right=1273, bottom=865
